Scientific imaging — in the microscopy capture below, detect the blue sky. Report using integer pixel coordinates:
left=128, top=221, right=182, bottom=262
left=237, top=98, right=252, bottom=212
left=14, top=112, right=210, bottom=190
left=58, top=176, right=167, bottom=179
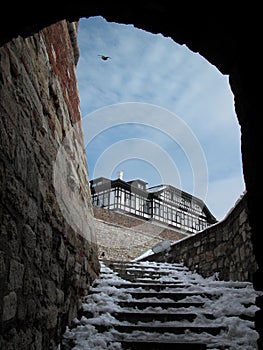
left=76, top=16, right=245, bottom=221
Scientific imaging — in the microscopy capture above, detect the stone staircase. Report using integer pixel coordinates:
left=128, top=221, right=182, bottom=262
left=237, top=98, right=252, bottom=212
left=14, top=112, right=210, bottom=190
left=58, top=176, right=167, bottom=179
left=61, top=259, right=260, bottom=349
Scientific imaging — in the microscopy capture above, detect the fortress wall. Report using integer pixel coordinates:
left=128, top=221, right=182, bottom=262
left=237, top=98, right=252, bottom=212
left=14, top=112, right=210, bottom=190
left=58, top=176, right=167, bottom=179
left=143, top=192, right=257, bottom=282
left=93, top=206, right=187, bottom=260
left=0, top=21, right=99, bottom=349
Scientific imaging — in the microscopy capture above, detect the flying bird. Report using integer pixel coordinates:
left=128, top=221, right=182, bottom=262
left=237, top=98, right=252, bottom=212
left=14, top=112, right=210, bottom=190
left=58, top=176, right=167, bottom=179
left=98, top=55, right=111, bottom=61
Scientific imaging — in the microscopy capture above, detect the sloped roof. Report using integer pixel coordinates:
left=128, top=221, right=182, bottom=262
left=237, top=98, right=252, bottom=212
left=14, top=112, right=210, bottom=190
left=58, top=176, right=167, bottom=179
left=147, top=183, right=217, bottom=223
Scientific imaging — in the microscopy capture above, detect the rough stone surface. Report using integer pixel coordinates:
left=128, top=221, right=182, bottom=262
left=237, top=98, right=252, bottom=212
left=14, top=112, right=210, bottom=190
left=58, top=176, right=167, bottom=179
left=0, top=20, right=99, bottom=349
left=93, top=207, right=186, bottom=247
left=94, top=218, right=162, bottom=260
left=144, top=192, right=258, bottom=282
left=93, top=207, right=187, bottom=260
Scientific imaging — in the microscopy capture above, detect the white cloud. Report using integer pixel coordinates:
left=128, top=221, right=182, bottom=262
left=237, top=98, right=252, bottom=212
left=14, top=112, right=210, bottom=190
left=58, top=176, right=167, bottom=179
left=76, top=16, right=244, bottom=221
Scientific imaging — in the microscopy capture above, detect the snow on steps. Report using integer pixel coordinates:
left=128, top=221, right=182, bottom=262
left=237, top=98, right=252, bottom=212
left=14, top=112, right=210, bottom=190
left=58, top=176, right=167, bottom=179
left=61, top=259, right=261, bottom=350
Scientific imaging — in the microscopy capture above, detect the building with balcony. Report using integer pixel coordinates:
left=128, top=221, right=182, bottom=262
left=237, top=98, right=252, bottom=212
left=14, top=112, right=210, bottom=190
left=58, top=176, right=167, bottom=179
left=90, top=174, right=217, bottom=234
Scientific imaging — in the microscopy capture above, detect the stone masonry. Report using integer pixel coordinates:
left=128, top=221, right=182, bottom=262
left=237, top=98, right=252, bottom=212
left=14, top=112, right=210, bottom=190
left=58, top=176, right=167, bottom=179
left=0, top=21, right=99, bottom=349
left=94, top=218, right=161, bottom=261
left=144, top=192, right=257, bottom=282
left=93, top=207, right=187, bottom=260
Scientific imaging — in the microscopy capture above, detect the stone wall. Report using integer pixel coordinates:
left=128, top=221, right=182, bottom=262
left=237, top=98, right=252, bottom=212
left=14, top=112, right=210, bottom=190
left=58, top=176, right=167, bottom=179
left=93, top=206, right=187, bottom=261
left=0, top=21, right=99, bottom=349
left=94, top=218, right=161, bottom=261
left=143, top=192, right=257, bottom=282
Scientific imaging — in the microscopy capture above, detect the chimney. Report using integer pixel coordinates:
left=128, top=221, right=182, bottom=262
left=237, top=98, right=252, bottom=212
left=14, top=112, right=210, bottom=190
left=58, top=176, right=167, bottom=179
left=118, top=170, right=124, bottom=180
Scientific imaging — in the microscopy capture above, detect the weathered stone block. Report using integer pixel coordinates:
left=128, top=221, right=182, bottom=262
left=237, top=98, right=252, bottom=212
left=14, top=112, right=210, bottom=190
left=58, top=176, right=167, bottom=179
left=27, top=298, right=37, bottom=318
left=3, top=291, right=17, bottom=321
left=58, top=237, right=67, bottom=262
left=22, top=224, right=37, bottom=251
left=17, top=297, right=27, bottom=321
left=8, top=259, right=24, bottom=290
left=0, top=251, right=6, bottom=276
left=46, top=306, right=58, bottom=330
left=45, top=280, right=57, bottom=303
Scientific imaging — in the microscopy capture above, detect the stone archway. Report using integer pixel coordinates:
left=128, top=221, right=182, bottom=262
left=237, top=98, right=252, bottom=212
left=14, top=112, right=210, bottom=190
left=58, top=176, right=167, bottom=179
left=0, top=3, right=262, bottom=349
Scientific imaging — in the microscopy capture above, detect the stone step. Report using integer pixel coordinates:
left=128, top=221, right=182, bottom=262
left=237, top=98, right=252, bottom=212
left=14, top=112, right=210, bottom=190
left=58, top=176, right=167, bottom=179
left=93, top=281, right=187, bottom=291
left=116, top=270, right=187, bottom=277
left=127, top=278, right=180, bottom=283
left=104, top=262, right=177, bottom=272
left=95, top=323, right=225, bottom=335
left=127, top=291, right=215, bottom=301
left=112, top=311, right=215, bottom=323
left=88, top=288, right=216, bottom=302
left=120, top=278, right=189, bottom=285
left=103, top=260, right=185, bottom=268
left=113, top=269, right=186, bottom=281
left=117, top=272, right=171, bottom=280
left=107, top=262, right=187, bottom=269
left=118, top=340, right=231, bottom=350
left=117, top=339, right=207, bottom=350
left=116, top=300, right=205, bottom=309
left=114, top=269, right=171, bottom=276
left=62, top=260, right=258, bottom=350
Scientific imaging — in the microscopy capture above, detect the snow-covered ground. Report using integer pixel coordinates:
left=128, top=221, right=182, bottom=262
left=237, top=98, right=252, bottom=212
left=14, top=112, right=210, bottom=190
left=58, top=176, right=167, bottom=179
left=61, top=260, right=262, bottom=350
